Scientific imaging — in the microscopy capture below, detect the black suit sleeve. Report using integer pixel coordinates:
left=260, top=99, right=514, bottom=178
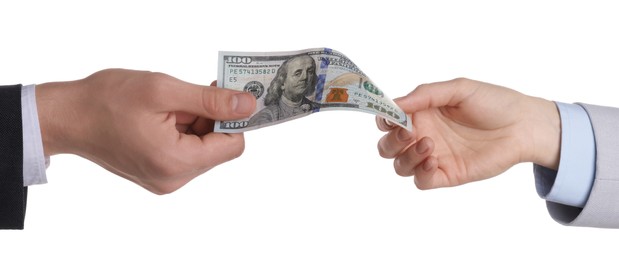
left=0, top=84, right=28, bottom=230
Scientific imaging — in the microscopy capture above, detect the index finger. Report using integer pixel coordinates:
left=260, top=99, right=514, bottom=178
left=395, top=78, right=479, bottom=114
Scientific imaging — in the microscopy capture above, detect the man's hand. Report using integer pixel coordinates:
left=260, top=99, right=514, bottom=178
left=376, top=78, right=561, bottom=189
left=36, top=69, right=256, bottom=194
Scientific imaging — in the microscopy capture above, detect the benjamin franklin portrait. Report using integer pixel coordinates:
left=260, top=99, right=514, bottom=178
left=247, top=54, right=320, bottom=127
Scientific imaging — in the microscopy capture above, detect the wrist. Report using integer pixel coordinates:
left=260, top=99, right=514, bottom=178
left=36, top=80, right=86, bottom=156
left=523, top=97, right=561, bottom=170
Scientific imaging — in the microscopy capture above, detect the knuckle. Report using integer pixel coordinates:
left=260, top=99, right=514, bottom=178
left=377, top=145, right=391, bottom=158
left=415, top=82, right=429, bottom=89
left=202, top=87, right=226, bottom=114
left=148, top=71, right=172, bottom=83
left=86, top=68, right=119, bottom=81
left=142, top=72, right=174, bottom=106
left=393, top=159, right=410, bottom=177
left=377, top=141, right=390, bottom=158
left=451, top=77, right=471, bottom=85
left=377, top=136, right=395, bottom=158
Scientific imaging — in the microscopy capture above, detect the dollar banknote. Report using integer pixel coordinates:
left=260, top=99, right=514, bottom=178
left=214, top=48, right=412, bottom=133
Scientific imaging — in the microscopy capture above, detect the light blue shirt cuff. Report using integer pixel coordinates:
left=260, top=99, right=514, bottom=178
left=21, top=84, right=48, bottom=186
left=535, top=102, right=595, bottom=208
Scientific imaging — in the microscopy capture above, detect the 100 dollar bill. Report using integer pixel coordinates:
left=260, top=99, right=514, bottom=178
left=214, top=48, right=412, bottom=133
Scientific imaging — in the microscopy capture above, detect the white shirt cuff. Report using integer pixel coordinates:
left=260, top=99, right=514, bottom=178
left=21, top=84, right=48, bottom=186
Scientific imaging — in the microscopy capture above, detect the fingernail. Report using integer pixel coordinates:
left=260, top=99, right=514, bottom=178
left=232, top=93, right=255, bottom=114
left=397, top=128, right=413, bottom=142
left=416, top=139, right=429, bottom=154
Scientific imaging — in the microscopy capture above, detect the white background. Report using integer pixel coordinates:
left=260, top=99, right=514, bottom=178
left=2, top=0, right=619, bottom=259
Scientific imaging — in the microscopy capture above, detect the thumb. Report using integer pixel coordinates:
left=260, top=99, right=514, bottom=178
left=394, top=78, right=476, bottom=114
left=164, top=83, right=257, bottom=120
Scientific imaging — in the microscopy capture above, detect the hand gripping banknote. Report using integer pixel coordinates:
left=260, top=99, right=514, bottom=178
left=214, top=48, right=412, bottom=133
